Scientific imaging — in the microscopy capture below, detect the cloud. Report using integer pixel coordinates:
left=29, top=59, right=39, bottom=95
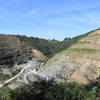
left=28, top=9, right=37, bottom=16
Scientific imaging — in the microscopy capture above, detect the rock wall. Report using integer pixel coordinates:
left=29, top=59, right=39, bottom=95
left=0, top=34, right=30, bottom=66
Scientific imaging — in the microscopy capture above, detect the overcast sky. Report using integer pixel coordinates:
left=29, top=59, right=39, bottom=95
left=0, top=0, right=100, bottom=40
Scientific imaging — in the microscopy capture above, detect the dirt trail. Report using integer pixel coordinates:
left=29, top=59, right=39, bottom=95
left=0, top=61, right=48, bottom=88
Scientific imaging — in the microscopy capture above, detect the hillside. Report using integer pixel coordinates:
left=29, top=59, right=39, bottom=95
left=0, top=34, right=57, bottom=67
left=16, top=35, right=73, bottom=57
left=0, top=35, right=30, bottom=66
left=16, top=35, right=58, bottom=57
left=0, top=29, right=100, bottom=100
left=40, top=28, right=100, bottom=84
left=1, top=29, right=100, bottom=84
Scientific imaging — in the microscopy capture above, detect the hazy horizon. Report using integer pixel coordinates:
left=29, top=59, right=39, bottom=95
left=0, top=27, right=99, bottom=41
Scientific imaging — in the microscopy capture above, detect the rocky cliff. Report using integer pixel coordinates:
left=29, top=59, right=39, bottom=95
left=0, top=34, right=30, bottom=66
left=31, top=49, right=46, bottom=60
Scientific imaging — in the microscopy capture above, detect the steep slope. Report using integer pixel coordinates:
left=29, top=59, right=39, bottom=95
left=41, top=29, right=100, bottom=84
left=16, top=35, right=73, bottom=58
left=31, top=48, right=46, bottom=60
left=0, top=34, right=30, bottom=66
left=17, top=35, right=58, bottom=57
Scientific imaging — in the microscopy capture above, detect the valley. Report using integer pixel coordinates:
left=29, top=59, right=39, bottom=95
left=0, top=29, right=100, bottom=100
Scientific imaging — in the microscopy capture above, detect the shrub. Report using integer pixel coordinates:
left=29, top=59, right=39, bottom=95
left=10, top=80, right=100, bottom=100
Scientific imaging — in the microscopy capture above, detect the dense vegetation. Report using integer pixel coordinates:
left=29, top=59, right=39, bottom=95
left=16, top=35, right=82, bottom=58
left=17, top=35, right=57, bottom=57
left=16, top=31, right=92, bottom=58
left=0, top=77, right=100, bottom=100
left=0, top=73, right=11, bottom=81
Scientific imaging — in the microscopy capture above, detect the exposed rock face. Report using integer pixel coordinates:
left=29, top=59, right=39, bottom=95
left=31, top=49, right=46, bottom=60
left=0, top=61, right=46, bottom=89
left=40, top=29, right=100, bottom=84
left=0, top=34, right=30, bottom=66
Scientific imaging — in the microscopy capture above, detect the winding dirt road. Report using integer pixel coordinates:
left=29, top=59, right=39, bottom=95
left=0, top=61, right=48, bottom=88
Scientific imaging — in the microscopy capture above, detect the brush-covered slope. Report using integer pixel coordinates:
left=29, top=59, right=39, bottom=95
left=41, top=29, right=100, bottom=84
left=16, top=35, right=59, bottom=57
left=16, top=35, right=73, bottom=58
left=0, top=34, right=30, bottom=66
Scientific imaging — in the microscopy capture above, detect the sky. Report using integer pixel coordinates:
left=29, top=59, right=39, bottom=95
left=0, top=0, right=100, bottom=40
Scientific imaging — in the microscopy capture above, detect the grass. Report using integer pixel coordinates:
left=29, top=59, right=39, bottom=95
left=0, top=86, right=12, bottom=100
left=76, top=41, right=92, bottom=44
left=0, top=73, right=10, bottom=81
left=0, top=65, right=9, bottom=69
left=68, top=48, right=98, bottom=54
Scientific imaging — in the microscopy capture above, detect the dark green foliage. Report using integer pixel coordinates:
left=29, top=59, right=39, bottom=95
left=0, top=86, right=12, bottom=100
left=17, top=35, right=57, bottom=57
left=10, top=79, right=55, bottom=100
left=16, top=29, right=96, bottom=58
left=9, top=78, right=100, bottom=100
left=16, top=34, right=88, bottom=58
left=85, top=77, right=100, bottom=99
left=0, top=73, right=11, bottom=81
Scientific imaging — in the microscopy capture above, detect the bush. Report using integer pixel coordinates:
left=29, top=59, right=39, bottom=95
left=10, top=79, right=100, bottom=100
left=0, top=86, right=12, bottom=100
